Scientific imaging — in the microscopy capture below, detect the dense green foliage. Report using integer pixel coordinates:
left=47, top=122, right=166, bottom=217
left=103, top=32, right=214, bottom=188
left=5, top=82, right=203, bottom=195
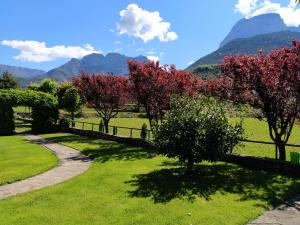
left=0, top=71, right=19, bottom=89
left=1, top=132, right=299, bottom=225
left=0, top=106, right=15, bottom=135
left=140, top=123, right=148, bottom=139
left=0, top=135, right=57, bottom=185
left=37, top=78, right=58, bottom=94
left=28, top=78, right=58, bottom=95
left=154, top=96, right=244, bottom=172
left=0, top=89, right=58, bottom=134
left=59, top=118, right=71, bottom=129
left=57, top=83, right=82, bottom=122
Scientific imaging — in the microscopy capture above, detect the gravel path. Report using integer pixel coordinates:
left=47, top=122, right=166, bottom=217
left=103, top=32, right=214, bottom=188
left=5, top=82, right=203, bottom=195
left=0, top=134, right=91, bottom=200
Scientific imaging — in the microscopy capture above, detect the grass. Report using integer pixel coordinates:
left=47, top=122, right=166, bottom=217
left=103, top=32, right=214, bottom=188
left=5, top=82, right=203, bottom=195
left=0, top=135, right=58, bottom=185
left=233, top=118, right=300, bottom=160
left=0, top=132, right=300, bottom=225
left=75, top=117, right=151, bottom=138
left=74, top=116, right=300, bottom=160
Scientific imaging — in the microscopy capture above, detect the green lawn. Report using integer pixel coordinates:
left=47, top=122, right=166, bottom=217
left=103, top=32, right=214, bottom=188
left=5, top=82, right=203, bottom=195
left=0, top=135, right=58, bottom=185
left=74, top=117, right=300, bottom=159
left=0, top=132, right=299, bottom=225
left=75, top=117, right=151, bottom=138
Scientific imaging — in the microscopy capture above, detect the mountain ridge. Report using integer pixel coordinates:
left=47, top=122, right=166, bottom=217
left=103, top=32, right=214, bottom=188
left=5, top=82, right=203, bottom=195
left=0, top=64, right=45, bottom=78
left=45, top=53, right=148, bottom=82
left=187, top=30, right=300, bottom=71
left=0, top=53, right=148, bottom=85
left=220, top=13, right=300, bottom=47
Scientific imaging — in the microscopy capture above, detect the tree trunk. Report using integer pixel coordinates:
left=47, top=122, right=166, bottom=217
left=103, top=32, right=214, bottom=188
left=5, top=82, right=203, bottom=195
left=277, top=141, right=286, bottom=161
left=103, top=119, right=109, bottom=133
left=185, top=158, right=194, bottom=175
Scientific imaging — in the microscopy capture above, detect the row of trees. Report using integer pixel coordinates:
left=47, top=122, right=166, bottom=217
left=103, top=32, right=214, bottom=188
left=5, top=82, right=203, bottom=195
left=1, top=40, right=298, bottom=161
left=73, top=61, right=201, bottom=132
left=72, top=40, right=300, bottom=162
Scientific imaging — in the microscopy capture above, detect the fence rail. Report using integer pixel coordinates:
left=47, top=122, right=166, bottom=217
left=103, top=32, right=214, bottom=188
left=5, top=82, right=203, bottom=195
left=16, top=113, right=300, bottom=148
left=72, top=120, right=152, bottom=141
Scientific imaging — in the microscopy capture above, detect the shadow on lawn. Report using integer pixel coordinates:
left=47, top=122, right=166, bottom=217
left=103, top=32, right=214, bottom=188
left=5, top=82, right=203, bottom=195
left=127, top=162, right=300, bottom=207
left=45, top=134, right=156, bottom=162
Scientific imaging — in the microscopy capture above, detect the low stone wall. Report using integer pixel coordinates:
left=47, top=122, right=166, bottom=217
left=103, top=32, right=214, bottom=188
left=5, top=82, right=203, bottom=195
left=225, top=154, right=300, bottom=176
left=68, top=128, right=153, bottom=148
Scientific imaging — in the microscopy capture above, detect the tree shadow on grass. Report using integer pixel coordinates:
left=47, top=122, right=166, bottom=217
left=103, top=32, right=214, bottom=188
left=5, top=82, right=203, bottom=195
left=126, top=162, right=300, bottom=207
left=45, top=134, right=156, bottom=163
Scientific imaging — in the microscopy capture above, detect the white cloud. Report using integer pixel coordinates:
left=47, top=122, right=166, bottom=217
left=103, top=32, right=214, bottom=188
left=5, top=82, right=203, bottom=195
left=116, top=3, right=178, bottom=42
left=1, top=40, right=100, bottom=63
left=114, top=41, right=121, bottom=45
left=235, top=0, right=300, bottom=26
left=235, top=0, right=258, bottom=17
left=147, top=55, right=160, bottom=62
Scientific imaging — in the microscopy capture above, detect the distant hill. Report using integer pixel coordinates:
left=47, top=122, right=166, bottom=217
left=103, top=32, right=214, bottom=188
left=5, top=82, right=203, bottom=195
left=0, top=64, right=45, bottom=78
left=192, top=64, right=221, bottom=81
left=220, top=13, right=300, bottom=47
left=45, top=53, right=148, bottom=82
left=187, top=31, right=300, bottom=71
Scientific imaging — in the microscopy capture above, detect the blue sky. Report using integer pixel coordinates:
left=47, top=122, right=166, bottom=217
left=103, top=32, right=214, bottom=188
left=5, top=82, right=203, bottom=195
left=0, top=0, right=298, bottom=71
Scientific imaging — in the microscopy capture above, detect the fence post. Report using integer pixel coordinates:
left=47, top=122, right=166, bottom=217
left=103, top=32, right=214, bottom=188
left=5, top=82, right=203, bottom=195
left=82, top=122, right=84, bottom=130
left=92, top=124, right=94, bottom=131
left=130, top=128, right=133, bottom=138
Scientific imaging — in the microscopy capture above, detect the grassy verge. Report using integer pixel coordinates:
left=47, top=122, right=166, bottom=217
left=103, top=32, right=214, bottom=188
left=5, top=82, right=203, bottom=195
left=0, top=133, right=299, bottom=225
left=75, top=117, right=300, bottom=159
left=0, top=135, right=58, bottom=185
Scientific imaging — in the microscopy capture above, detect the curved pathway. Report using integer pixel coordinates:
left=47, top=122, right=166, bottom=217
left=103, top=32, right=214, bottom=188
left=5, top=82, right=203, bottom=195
left=247, top=196, right=300, bottom=225
left=0, top=134, right=91, bottom=200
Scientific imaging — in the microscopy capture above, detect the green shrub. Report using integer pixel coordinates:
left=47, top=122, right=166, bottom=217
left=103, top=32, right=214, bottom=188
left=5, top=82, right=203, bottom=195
left=140, top=123, right=148, bottom=139
left=99, top=120, right=104, bottom=132
left=31, top=106, right=59, bottom=134
left=154, top=95, right=244, bottom=174
left=0, top=106, right=15, bottom=135
left=113, top=126, right=118, bottom=136
left=59, top=118, right=71, bottom=129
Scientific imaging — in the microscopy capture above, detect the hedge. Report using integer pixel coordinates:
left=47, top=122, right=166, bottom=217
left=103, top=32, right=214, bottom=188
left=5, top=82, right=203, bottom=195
left=0, top=89, right=58, bottom=134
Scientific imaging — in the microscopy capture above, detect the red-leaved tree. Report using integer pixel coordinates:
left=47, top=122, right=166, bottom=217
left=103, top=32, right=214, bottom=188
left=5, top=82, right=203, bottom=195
left=73, top=73, right=130, bottom=133
left=128, top=60, right=201, bottom=129
left=219, top=41, right=300, bottom=160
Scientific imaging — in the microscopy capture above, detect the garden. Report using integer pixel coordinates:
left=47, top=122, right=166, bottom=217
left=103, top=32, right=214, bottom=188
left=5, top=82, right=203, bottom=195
left=0, top=41, right=300, bottom=225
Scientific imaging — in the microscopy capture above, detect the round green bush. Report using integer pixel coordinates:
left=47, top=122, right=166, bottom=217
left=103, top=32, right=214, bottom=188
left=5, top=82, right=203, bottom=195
left=154, top=95, right=244, bottom=173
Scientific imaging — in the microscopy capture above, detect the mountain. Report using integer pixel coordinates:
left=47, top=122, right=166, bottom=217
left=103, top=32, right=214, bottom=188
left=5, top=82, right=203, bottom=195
left=46, top=53, right=148, bottom=82
left=187, top=31, right=300, bottom=71
left=192, top=64, right=221, bottom=81
left=0, top=64, right=45, bottom=78
left=220, top=13, right=300, bottom=47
